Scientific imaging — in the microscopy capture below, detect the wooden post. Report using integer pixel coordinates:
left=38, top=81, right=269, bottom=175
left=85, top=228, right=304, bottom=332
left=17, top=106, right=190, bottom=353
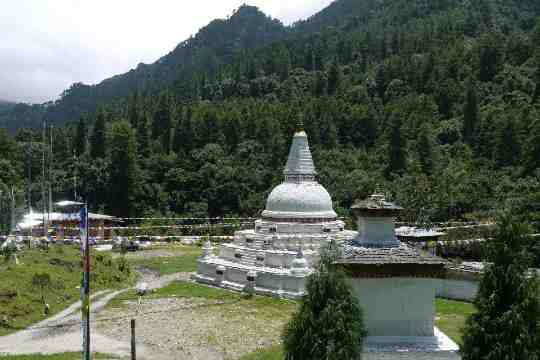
left=131, top=319, right=136, bottom=360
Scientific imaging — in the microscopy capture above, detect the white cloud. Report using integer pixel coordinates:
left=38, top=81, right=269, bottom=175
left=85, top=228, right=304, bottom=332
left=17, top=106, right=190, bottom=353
left=0, top=0, right=333, bottom=104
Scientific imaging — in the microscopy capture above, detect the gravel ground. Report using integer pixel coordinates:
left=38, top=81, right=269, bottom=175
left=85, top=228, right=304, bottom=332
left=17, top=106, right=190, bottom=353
left=97, top=296, right=289, bottom=360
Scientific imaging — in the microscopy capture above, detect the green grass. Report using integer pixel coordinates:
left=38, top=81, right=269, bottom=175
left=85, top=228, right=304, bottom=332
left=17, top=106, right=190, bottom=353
left=126, top=245, right=202, bottom=275
left=0, top=245, right=135, bottom=336
left=435, top=298, right=476, bottom=345
left=238, top=345, right=283, bottom=360
left=108, top=280, right=296, bottom=318
left=0, top=353, right=114, bottom=359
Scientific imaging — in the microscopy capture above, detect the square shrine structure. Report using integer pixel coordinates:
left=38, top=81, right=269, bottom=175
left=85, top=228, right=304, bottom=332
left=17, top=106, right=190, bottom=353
left=338, top=192, right=459, bottom=357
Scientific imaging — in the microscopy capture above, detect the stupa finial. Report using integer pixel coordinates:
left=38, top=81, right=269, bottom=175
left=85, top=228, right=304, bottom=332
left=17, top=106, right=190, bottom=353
left=297, top=115, right=304, bottom=132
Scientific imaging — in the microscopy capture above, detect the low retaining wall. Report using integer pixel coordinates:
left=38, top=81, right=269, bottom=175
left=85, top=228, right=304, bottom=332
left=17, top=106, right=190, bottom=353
left=437, top=279, right=478, bottom=301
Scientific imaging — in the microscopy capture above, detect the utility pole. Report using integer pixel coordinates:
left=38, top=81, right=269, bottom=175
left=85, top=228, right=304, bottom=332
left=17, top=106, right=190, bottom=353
left=42, top=120, right=47, bottom=238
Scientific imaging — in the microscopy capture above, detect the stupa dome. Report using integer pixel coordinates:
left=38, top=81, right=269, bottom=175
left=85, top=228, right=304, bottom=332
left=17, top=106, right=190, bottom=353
left=261, top=130, right=337, bottom=221
left=262, top=182, right=337, bottom=219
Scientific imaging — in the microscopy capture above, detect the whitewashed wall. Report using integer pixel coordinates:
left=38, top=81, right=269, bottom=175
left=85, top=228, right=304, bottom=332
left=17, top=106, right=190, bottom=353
left=348, top=278, right=439, bottom=336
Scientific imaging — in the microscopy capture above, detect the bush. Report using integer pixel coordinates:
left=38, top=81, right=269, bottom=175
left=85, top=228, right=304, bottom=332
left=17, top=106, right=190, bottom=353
left=282, top=242, right=366, bottom=360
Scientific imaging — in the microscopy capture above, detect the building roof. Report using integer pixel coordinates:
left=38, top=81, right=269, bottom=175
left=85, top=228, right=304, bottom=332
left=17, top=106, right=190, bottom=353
left=338, top=243, right=447, bottom=266
left=17, top=211, right=117, bottom=230
left=396, top=226, right=445, bottom=239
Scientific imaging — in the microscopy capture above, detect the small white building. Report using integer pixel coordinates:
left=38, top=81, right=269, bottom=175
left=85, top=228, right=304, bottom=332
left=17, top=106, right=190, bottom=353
left=193, top=129, right=356, bottom=298
left=338, top=193, right=459, bottom=356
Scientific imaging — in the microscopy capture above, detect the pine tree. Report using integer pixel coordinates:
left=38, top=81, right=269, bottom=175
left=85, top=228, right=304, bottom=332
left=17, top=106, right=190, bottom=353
left=417, top=123, right=437, bottom=175
left=523, top=118, right=540, bottom=175
left=327, top=58, right=342, bottom=95
left=283, top=242, right=366, bottom=360
left=74, top=115, right=87, bottom=156
left=386, top=116, right=406, bottom=178
left=494, top=118, right=519, bottom=168
left=90, top=108, right=107, bottom=159
left=137, top=112, right=151, bottom=159
left=152, top=91, right=174, bottom=153
left=463, top=78, right=478, bottom=144
left=108, top=120, right=139, bottom=217
left=462, top=215, right=540, bottom=360
left=533, top=53, right=540, bottom=103
left=127, top=90, right=141, bottom=129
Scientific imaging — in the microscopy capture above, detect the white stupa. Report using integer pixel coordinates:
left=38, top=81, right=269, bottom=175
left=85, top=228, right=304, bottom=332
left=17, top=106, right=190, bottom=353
left=193, top=129, right=356, bottom=298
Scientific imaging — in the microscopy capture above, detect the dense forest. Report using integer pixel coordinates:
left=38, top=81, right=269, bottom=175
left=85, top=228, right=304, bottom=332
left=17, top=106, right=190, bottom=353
left=1, top=0, right=540, bottom=236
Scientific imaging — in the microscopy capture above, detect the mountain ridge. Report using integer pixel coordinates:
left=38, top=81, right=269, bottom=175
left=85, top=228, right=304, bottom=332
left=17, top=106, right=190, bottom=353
left=1, top=0, right=540, bottom=132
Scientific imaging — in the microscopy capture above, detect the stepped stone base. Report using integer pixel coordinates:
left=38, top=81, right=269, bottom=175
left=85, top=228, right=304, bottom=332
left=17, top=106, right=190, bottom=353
left=363, top=327, right=460, bottom=359
left=192, top=257, right=308, bottom=299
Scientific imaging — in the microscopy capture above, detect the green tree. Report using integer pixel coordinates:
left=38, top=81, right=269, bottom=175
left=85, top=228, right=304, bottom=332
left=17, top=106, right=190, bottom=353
left=494, top=118, right=519, bottom=168
left=152, top=91, right=174, bottom=153
left=463, top=78, right=478, bottom=145
left=282, top=242, right=366, bottom=360
left=524, top=118, right=540, bottom=175
left=137, top=112, right=151, bottom=159
left=327, top=58, right=342, bottom=95
left=90, top=108, right=107, bottom=159
left=417, top=123, right=437, bottom=175
left=108, top=120, right=139, bottom=217
left=477, top=33, right=502, bottom=82
left=534, top=53, right=540, bottom=103
left=74, top=115, right=87, bottom=156
left=462, top=214, right=540, bottom=360
left=386, top=116, right=406, bottom=178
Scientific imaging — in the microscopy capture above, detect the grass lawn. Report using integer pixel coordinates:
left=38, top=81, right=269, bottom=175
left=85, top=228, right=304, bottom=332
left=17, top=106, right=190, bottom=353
left=0, top=245, right=135, bottom=336
left=125, top=244, right=202, bottom=275
left=435, top=298, right=476, bottom=346
left=108, top=280, right=296, bottom=318
left=0, top=353, right=113, bottom=359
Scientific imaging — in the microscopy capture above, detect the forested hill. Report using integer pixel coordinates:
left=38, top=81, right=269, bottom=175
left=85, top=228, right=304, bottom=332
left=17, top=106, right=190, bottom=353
left=1, top=0, right=540, bottom=244
left=0, top=5, right=287, bottom=131
left=0, top=99, right=14, bottom=112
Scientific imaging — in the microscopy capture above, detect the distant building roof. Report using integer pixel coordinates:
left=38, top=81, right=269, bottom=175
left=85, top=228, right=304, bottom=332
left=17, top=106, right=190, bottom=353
left=396, top=226, right=445, bottom=239
left=16, top=211, right=117, bottom=230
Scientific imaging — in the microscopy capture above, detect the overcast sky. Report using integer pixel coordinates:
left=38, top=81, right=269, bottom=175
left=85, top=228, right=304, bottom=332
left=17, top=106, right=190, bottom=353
left=0, top=0, right=334, bottom=104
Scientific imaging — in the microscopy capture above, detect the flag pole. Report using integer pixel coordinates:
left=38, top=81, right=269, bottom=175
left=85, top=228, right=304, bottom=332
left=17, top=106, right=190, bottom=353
left=81, top=202, right=90, bottom=360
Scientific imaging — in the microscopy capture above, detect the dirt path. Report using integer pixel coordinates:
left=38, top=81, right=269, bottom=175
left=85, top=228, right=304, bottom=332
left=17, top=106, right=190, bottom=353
left=0, top=267, right=192, bottom=359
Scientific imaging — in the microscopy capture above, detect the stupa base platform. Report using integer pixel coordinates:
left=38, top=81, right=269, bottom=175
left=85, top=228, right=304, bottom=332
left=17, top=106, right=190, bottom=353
left=192, top=258, right=308, bottom=299
left=363, top=327, right=460, bottom=359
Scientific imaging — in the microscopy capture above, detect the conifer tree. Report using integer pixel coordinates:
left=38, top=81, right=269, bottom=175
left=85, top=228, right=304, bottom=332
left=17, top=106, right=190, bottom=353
left=463, top=78, right=478, bottom=144
left=74, top=115, right=87, bottom=156
left=524, top=118, right=540, bottom=175
left=108, top=120, right=139, bottom=217
left=417, top=123, right=437, bottom=175
left=327, top=58, right=342, bottom=95
left=494, top=118, right=519, bottom=168
left=152, top=91, right=174, bottom=153
left=283, top=242, right=366, bottom=360
left=462, top=214, right=540, bottom=360
left=386, top=116, right=406, bottom=178
left=137, top=112, right=151, bottom=159
left=127, top=90, right=141, bottom=129
left=533, top=53, right=540, bottom=103
left=90, top=108, right=107, bottom=159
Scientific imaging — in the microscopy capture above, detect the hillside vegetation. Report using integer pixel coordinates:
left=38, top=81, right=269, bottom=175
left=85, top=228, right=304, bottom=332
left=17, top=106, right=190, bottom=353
left=0, top=0, right=539, bottom=266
